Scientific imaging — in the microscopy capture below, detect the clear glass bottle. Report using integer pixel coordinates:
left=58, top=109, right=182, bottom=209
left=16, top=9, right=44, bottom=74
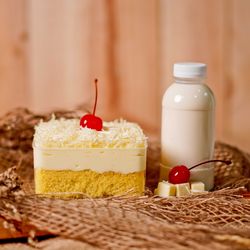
left=160, top=62, right=215, bottom=190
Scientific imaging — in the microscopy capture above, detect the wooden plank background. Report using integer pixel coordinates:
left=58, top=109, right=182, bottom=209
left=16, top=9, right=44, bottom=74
left=0, top=0, right=250, bottom=151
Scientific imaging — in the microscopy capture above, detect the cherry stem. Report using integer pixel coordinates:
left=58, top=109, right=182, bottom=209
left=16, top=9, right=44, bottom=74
left=93, top=79, right=98, bottom=116
left=189, top=159, right=232, bottom=171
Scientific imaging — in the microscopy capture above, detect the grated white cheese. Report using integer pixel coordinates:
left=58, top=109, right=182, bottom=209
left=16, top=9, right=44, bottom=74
left=33, top=117, right=147, bottom=149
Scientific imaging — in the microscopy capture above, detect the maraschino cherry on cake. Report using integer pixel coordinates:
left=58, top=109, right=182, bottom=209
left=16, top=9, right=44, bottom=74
left=33, top=80, right=147, bottom=198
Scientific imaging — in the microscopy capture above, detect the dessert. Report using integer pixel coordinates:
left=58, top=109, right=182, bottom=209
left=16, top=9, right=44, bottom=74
left=33, top=79, right=147, bottom=198
left=33, top=118, right=147, bottom=197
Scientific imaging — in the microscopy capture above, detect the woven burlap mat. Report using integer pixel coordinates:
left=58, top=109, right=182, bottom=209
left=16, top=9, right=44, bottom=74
left=0, top=108, right=250, bottom=250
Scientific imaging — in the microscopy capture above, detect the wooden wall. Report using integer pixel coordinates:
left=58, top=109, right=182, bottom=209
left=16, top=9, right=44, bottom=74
left=0, top=0, right=250, bottom=151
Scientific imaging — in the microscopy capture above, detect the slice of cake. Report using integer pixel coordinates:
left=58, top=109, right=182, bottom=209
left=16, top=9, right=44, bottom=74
left=33, top=117, right=147, bottom=198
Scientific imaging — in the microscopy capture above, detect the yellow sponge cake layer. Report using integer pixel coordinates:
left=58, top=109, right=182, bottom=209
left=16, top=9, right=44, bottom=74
left=35, top=169, right=145, bottom=198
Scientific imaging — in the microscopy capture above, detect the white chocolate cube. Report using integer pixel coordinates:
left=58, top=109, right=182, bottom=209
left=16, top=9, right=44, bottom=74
left=191, top=181, right=205, bottom=193
left=156, top=181, right=176, bottom=197
left=176, top=183, right=191, bottom=197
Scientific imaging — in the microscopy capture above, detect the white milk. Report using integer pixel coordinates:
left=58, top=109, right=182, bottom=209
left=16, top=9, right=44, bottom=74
left=161, top=63, right=215, bottom=190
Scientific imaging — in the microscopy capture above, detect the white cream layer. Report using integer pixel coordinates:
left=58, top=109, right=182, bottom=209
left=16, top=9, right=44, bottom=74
left=34, top=147, right=147, bottom=174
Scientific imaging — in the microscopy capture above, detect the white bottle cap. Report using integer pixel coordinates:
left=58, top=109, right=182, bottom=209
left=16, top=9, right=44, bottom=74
left=173, top=62, right=207, bottom=78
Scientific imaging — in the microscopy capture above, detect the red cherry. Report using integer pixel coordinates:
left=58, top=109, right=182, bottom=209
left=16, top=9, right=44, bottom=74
left=168, top=160, right=231, bottom=184
left=80, top=114, right=103, bottom=131
left=80, top=79, right=103, bottom=131
left=168, top=165, right=190, bottom=184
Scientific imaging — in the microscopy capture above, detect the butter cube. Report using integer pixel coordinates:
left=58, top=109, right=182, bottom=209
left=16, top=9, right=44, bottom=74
left=191, top=181, right=205, bottom=192
left=157, top=181, right=176, bottom=197
left=176, top=183, right=191, bottom=197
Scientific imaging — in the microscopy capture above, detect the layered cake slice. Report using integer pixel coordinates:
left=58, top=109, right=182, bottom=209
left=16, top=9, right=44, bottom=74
left=33, top=118, right=147, bottom=197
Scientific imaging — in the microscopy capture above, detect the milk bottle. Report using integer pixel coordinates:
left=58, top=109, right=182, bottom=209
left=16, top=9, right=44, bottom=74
left=161, top=62, right=215, bottom=190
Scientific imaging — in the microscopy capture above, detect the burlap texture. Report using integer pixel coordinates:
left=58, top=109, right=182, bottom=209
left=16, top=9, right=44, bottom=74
left=0, top=108, right=250, bottom=249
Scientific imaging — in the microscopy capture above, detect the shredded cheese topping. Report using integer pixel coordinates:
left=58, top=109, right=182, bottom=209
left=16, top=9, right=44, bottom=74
left=33, top=117, right=147, bottom=149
